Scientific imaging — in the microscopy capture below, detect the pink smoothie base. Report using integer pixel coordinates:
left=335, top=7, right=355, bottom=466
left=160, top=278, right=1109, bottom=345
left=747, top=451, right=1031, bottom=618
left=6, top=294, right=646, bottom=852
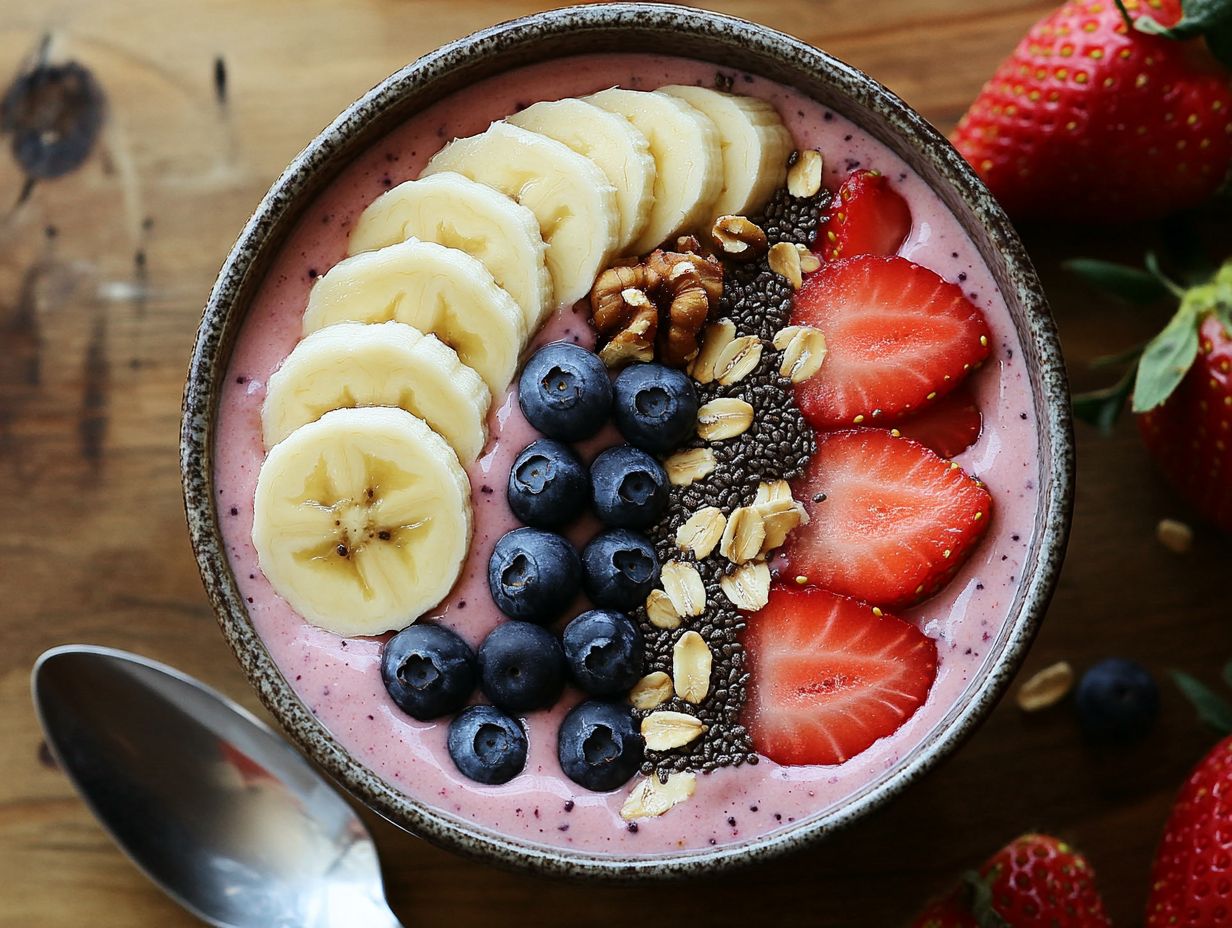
left=213, top=53, right=1041, bottom=857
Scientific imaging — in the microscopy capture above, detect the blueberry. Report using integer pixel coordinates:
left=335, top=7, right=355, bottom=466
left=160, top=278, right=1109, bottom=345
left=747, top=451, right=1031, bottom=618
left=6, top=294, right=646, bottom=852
left=487, top=527, right=581, bottom=622
left=557, top=699, right=643, bottom=791
left=1075, top=658, right=1160, bottom=744
left=562, top=610, right=644, bottom=696
left=381, top=623, right=477, bottom=721
left=611, top=363, right=697, bottom=454
left=581, top=529, right=660, bottom=610
left=518, top=342, right=612, bottom=441
left=447, top=705, right=527, bottom=785
left=477, top=621, right=566, bottom=713
left=590, top=444, right=668, bottom=529
left=507, top=439, right=588, bottom=528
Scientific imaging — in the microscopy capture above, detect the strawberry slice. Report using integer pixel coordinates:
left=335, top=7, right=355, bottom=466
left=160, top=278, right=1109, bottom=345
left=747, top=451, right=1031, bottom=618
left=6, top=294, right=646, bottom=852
left=791, top=255, right=992, bottom=430
left=885, top=382, right=983, bottom=459
left=743, top=586, right=937, bottom=766
left=785, top=429, right=992, bottom=608
left=817, top=170, right=912, bottom=262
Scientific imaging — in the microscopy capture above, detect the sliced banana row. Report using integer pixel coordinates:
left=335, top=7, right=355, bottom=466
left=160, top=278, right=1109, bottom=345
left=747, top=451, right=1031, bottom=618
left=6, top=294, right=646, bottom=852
left=350, top=85, right=791, bottom=320
left=251, top=85, right=794, bottom=638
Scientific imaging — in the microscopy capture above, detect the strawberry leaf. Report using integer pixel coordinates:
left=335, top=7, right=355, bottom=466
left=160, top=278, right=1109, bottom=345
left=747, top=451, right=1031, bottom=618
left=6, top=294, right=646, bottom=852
left=1218, top=305, right=1232, bottom=336
left=1073, top=366, right=1135, bottom=432
left=1209, top=23, right=1232, bottom=69
left=1129, top=0, right=1232, bottom=69
left=1136, top=0, right=1232, bottom=37
left=962, top=870, right=1011, bottom=928
left=1131, top=305, right=1201, bottom=412
left=1090, top=342, right=1147, bottom=370
left=1064, top=258, right=1171, bottom=305
left=1144, top=251, right=1188, bottom=298
left=1220, top=659, right=1232, bottom=689
left=1174, top=670, right=1232, bottom=735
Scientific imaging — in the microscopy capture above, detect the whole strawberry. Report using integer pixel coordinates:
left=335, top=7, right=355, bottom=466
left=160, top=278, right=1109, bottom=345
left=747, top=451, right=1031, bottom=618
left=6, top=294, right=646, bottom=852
left=952, top=0, right=1232, bottom=221
left=1074, top=257, right=1232, bottom=531
left=1146, top=735, right=1232, bottom=924
left=1138, top=306, right=1232, bottom=530
left=910, top=833, right=1111, bottom=927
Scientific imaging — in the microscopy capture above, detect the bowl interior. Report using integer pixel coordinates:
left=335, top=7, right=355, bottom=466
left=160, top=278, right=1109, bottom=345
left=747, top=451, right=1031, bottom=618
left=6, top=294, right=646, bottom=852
left=182, top=2, right=1073, bottom=879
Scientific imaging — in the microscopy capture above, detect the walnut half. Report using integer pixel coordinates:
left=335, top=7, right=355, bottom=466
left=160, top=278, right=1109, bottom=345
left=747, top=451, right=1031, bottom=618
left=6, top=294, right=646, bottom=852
left=590, top=264, right=660, bottom=367
left=588, top=248, right=723, bottom=369
left=647, top=250, right=723, bottom=367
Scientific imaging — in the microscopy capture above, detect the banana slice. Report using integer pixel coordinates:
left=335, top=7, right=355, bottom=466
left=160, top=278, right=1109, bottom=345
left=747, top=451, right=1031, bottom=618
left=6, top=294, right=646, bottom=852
left=657, top=86, right=792, bottom=223
left=262, top=321, right=490, bottom=464
left=507, top=98, right=656, bottom=254
left=348, top=172, right=550, bottom=333
left=421, top=122, right=620, bottom=310
left=252, top=406, right=472, bottom=637
left=302, top=239, right=525, bottom=397
left=585, top=88, right=723, bottom=255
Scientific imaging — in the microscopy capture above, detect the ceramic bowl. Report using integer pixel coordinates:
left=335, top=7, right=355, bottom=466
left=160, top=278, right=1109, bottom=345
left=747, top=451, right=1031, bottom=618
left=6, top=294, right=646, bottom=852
left=182, top=2, right=1073, bottom=880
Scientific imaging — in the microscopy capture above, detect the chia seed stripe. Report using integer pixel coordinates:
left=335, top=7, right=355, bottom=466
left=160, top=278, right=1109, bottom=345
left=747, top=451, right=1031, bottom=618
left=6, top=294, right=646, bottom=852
left=632, top=184, right=827, bottom=778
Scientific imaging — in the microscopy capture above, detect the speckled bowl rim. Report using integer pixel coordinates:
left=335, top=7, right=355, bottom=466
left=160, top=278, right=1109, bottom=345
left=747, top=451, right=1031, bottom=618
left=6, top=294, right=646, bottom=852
left=181, top=3, right=1074, bottom=881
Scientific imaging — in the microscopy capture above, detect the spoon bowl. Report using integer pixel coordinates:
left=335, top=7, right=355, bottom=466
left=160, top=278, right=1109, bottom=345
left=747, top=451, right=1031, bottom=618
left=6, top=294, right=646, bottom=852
left=32, top=645, right=403, bottom=928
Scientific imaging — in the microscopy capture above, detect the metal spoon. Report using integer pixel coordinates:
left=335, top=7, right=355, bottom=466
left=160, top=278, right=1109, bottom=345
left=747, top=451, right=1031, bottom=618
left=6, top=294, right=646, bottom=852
left=32, top=644, right=405, bottom=928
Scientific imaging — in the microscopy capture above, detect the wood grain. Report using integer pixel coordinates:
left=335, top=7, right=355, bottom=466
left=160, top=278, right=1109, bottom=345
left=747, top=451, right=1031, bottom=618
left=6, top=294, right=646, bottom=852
left=2, top=1, right=1230, bottom=924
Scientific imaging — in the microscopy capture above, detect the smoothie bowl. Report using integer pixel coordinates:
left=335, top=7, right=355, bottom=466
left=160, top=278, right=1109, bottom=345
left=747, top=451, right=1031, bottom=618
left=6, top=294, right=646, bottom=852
left=181, top=4, right=1073, bottom=878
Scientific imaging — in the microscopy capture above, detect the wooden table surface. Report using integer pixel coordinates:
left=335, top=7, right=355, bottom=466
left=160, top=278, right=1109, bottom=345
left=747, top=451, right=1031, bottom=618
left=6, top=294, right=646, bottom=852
left=2, top=1, right=1230, bottom=924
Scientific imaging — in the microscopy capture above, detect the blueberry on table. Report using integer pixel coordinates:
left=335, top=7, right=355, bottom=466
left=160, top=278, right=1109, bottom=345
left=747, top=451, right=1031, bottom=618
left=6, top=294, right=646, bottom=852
left=507, top=439, right=589, bottom=528
left=447, top=705, right=528, bottom=785
left=562, top=609, right=644, bottom=697
left=581, top=528, right=660, bottom=610
left=518, top=342, right=612, bottom=442
left=590, top=444, right=668, bottom=529
left=477, top=620, right=566, bottom=714
left=611, top=363, right=698, bottom=454
left=488, top=527, right=581, bottom=622
left=381, top=623, right=477, bottom=721
left=558, top=699, right=644, bottom=791
left=1075, top=658, right=1160, bottom=744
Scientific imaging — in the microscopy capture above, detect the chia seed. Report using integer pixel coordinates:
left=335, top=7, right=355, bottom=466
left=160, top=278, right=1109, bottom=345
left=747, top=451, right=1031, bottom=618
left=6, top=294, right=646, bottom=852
left=632, top=181, right=821, bottom=779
